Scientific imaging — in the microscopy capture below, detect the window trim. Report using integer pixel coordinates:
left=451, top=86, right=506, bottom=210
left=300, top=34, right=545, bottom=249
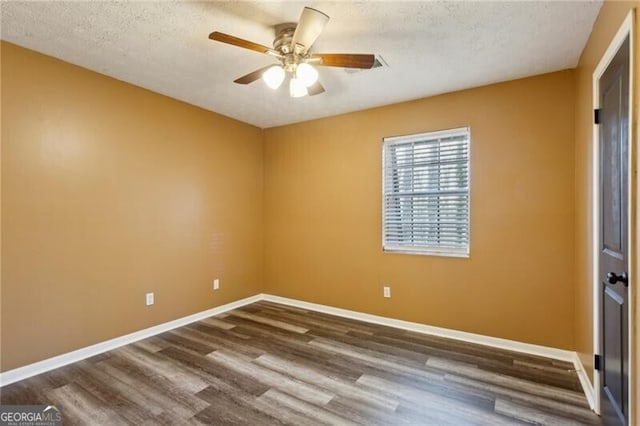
left=382, top=126, right=471, bottom=258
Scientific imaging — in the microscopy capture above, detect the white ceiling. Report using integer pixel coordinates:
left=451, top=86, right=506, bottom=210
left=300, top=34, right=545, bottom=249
left=1, top=1, right=602, bottom=129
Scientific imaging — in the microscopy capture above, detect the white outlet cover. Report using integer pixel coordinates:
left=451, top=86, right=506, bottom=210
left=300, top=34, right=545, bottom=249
left=213, top=279, right=220, bottom=290
left=146, top=292, right=154, bottom=306
left=383, top=287, right=391, bottom=298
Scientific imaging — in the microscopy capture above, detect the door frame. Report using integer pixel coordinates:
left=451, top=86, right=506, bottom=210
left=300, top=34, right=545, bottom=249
left=591, top=9, right=635, bottom=419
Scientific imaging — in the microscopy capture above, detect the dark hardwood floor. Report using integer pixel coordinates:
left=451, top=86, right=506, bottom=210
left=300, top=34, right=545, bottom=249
left=0, top=301, right=600, bottom=425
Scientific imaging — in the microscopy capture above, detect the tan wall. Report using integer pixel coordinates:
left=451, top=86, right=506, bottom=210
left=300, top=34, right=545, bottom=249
left=264, top=71, right=576, bottom=349
left=572, top=0, right=639, bottom=395
left=636, top=25, right=639, bottom=416
left=0, top=42, right=264, bottom=371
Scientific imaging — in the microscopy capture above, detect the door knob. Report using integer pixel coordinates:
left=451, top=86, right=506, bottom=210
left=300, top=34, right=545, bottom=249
left=606, top=272, right=628, bottom=287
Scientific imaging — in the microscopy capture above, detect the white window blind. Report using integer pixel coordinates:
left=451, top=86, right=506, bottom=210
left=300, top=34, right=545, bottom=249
left=383, top=127, right=470, bottom=256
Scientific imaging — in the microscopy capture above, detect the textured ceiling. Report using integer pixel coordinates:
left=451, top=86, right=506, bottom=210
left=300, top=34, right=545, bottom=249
left=1, top=1, right=602, bottom=128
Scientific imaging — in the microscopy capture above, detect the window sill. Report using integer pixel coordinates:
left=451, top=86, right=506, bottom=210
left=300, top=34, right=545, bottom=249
left=383, top=247, right=469, bottom=258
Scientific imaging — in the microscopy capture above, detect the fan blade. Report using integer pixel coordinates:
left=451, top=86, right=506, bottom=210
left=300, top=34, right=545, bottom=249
left=291, top=7, right=329, bottom=54
left=307, top=81, right=325, bottom=96
left=209, top=31, right=274, bottom=55
left=311, top=53, right=376, bottom=69
left=234, top=65, right=273, bottom=85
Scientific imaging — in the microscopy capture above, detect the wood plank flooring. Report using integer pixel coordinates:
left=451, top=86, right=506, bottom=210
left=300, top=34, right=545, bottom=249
left=0, top=301, right=601, bottom=425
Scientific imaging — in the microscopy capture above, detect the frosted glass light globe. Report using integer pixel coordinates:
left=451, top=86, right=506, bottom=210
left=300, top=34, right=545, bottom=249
left=262, top=65, right=285, bottom=89
left=296, top=63, right=319, bottom=87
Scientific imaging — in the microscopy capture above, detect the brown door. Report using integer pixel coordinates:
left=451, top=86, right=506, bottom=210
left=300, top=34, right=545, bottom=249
left=598, top=35, right=629, bottom=426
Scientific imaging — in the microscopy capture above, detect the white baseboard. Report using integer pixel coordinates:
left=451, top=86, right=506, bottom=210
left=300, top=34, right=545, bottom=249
left=572, top=352, right=596, bottom=410
left=1, top=291, right=595, bottom=412
left=0, top=294, right=262, bottom=387
left=261, top=294, right=576, bottom=362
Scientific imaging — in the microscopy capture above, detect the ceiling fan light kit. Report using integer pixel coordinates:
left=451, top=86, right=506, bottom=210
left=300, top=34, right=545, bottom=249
left=209, top=7, right=376, bottom=98
left=260, top=61, right=318, bottom=92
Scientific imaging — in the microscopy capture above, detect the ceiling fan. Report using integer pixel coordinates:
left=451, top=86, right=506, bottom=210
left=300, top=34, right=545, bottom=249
left=209, top=7, right=376, bottom=98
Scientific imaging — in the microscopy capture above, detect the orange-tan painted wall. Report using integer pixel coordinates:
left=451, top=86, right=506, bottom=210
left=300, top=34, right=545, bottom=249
left=574, top=1, right=640, bottom=412
left=263, top=71, right=576, bottom=350
left=0, top=42, right=264, bottom=371
left=636, top=23, right=639, bottom=417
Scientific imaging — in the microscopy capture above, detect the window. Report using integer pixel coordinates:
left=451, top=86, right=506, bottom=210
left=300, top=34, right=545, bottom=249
left=383, top=127, right=470, bottom=257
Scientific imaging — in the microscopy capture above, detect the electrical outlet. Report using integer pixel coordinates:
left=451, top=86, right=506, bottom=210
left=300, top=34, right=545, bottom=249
left=383, top=286, right=391, bottom=298
left=146, top=292, right=154, bottom=306
left=213, top=279, right=220, bottom=291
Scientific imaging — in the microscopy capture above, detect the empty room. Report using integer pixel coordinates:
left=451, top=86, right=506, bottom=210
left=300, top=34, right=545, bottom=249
left=1, top=1, right=638, bottom=425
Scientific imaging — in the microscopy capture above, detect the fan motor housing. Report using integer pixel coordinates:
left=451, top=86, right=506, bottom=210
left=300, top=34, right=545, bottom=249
left=273, top=24, right=296, bottom=54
